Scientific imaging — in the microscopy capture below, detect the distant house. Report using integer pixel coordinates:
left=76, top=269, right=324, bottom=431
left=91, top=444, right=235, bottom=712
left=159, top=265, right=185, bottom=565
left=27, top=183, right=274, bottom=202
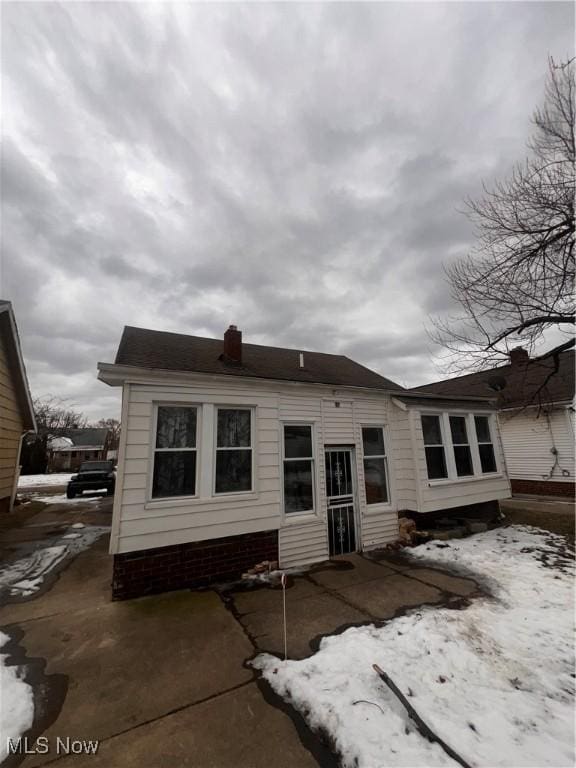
left=98, top=324, right=511, bottom=600
left=48, top=428, right=111, bottom=472
left=414, top=348, right=575, bottom=498
left=0, top=301, right=36, bottom=512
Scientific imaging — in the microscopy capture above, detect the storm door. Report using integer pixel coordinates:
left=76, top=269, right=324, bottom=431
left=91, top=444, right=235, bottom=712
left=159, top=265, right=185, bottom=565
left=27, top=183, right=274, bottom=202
left=324, top=448, right=358, bottom=556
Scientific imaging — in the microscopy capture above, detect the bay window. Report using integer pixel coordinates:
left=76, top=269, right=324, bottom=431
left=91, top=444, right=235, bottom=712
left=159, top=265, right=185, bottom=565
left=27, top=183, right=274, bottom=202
left=152, top=406, right=198, bottom=498
left=475, top=415, right=497, bottom=473
left=421, top=414, right=448, bottom=479
left=283, top=425, right=315, bottom=513
left=361, top=427, right=389, bottom=504
left=215, top=408, right=253, bottom=493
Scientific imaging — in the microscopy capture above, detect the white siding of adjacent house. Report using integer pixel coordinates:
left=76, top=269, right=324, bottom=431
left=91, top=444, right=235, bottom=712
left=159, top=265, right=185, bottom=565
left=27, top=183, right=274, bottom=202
left=499, top=406, right=575, bottom=482
left=409, top=407, right=511, bottom=514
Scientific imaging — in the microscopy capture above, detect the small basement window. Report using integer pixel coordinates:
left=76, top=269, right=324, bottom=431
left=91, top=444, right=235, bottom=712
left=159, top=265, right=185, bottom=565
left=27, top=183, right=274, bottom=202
left=283, top=425, right=315, bottom=513
left=475, top=415, right=497, bottom=473
left=152, top=406, right=198, bottom=498
left=449, top=416, right=474, bottom=477
left=361, top=427, right=389, bottom=504
left=421, top=414, right=448, bottom=480
left=215, top=408, right=253, bottom=494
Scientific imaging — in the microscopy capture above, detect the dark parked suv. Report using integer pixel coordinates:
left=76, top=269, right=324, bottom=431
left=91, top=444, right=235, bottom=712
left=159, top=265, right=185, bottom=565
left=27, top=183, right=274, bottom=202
left=66, top=460, right=116, bottom=499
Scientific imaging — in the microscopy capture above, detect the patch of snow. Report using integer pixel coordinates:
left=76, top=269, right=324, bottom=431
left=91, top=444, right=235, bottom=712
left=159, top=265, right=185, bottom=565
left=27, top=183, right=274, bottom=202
left=71, top=522, right=85, bottom=529
left=0, top=527, right=108, bottom=599
left=253, top=526, right=574, bottom=768
left=0, top=632, right=34, bottom=763
left=26, top=493, right=101, bottom=505
left=18, top=473, right=73, bottom=488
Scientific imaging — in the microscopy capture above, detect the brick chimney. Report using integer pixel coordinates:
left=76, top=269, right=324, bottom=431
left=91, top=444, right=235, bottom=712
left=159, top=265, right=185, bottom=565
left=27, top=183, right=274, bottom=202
left=223, top=325, right=242, bottom=363
left=509, top=347, right=529, bottom=366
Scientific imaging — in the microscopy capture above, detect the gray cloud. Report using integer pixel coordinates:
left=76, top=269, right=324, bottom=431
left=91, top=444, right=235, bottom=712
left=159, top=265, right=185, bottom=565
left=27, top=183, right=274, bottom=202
left=1, top=1, right=573, bottom=420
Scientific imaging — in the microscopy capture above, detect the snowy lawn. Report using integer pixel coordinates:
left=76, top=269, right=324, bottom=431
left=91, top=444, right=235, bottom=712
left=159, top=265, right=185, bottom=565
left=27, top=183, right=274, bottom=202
left=0, top=632, right=34, bottom=764
left=253, top=526, right=574, bottom=768
left=18, top=473, right=73, bottom=488
left=25, top=492, right=106, bottom=505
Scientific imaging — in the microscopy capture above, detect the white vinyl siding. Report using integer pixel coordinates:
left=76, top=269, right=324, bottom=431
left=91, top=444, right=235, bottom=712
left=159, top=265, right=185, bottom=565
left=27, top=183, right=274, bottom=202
left=499, top=407, right=575, bottom=482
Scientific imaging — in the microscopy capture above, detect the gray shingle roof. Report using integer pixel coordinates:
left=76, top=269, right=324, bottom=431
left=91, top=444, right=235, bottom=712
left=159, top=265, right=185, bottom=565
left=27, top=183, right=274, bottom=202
left=413, top=350, right=575, bottom=408
left=114, top=326, right=404, bottom=391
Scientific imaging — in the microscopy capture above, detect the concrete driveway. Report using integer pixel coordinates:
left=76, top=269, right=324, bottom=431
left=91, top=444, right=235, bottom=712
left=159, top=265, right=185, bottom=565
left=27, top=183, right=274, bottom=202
left=1, top=500, right=481, bottom=768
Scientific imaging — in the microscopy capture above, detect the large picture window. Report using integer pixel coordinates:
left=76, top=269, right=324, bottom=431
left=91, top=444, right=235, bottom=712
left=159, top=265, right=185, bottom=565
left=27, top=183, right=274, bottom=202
left=215, top=408, right=253, bottom=494
left=475, top=415, right=497, bottom=473
left=361, top=427, right=389, bottom=504
left=152, top=406, right=197, bottom=498
left=449, top=416, right=473, bottom=476
left=421, top=414, right=448, bottom=480
left=283, top=425, right=315, bottom=513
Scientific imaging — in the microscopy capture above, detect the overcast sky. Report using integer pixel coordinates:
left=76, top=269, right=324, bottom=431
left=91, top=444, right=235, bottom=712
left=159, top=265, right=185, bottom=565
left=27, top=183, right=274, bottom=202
left=2, top=2, right=574, bottom=421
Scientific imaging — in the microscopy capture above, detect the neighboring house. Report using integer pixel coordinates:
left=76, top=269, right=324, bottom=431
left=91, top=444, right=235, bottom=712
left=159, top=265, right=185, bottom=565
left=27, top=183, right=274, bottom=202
left=48, top=428, right=111, bottom=472
left=98, top=325, right=511, bottom=600
left=0, top=301, right=36, bottom=513
left=414, top=348, right=575, bottom=498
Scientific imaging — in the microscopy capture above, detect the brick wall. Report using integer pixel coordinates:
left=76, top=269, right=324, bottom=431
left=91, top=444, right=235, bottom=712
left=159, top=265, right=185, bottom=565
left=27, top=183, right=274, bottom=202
left=112, top=529, right=279, bottom=600
left=510, top=479, right=575, bottom=498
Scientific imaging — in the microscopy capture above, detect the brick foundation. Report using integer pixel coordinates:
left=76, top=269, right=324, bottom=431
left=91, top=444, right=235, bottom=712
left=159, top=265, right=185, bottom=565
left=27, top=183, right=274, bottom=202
left=112, top=529, right=279, bottom=601
left=510, top=478, right=575, bottom=498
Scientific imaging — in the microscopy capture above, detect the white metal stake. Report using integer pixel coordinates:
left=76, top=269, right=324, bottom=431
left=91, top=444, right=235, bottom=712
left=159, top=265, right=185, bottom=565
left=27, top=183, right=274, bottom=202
left=281, top=572, right=287, bottom=661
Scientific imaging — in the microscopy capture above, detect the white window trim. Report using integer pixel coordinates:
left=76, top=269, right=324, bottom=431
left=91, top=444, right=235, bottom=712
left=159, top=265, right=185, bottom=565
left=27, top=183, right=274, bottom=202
left=421, top=412, right=450, bottom=481
left=421, top=409, right=501, bottom=485
left=148, top=403, right=200, bottom=502
left=360, top=425, right=392, bottom=510
left=448, top=414, right=474, bottom=478
left=281, top=422, right=318, bottom=522
left=472, top=412, right=499, bottom=476
left=213, top=406, right=255, bottom=496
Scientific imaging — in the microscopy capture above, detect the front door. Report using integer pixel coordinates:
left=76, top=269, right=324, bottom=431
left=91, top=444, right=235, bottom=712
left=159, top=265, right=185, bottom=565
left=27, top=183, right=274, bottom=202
left=324, top=448, right=358, bottom=556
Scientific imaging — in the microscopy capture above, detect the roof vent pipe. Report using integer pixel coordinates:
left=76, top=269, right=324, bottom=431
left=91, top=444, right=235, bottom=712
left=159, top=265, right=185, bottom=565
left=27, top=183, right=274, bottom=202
left=299, top=352, right=305, bottom=369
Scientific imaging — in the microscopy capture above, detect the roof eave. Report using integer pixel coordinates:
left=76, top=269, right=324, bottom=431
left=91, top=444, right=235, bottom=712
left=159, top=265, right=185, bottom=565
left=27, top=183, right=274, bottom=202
left=97, top=361, right=402, bottom=395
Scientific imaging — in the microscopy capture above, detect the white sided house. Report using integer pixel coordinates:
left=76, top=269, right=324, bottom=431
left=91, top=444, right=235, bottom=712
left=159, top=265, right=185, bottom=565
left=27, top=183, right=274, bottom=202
left=416, top=348, right=575, bottom=499
left=98, top=325, right=510, bottom=600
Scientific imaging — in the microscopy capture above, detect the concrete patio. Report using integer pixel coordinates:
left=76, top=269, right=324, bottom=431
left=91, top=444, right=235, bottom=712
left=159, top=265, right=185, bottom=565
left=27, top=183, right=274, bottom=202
left=1, top=498, right=482, bottom=768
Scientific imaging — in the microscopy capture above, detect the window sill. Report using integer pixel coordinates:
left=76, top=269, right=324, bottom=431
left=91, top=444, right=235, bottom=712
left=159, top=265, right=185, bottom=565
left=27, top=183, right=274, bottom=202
left=144, top=492, right=259, bottom=510
left=428, top=473, right=503, bottom=487
left=363, top=502, right=394, bottom=515
left=282, top=511, right=320, bottom=526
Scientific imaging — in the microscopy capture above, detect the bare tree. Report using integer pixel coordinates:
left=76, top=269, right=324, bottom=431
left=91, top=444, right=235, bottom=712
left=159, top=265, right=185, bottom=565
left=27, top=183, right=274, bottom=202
left=432, top=58, right=575, bottom=376
left=92, top=417, right=121, bottom=450
left=20, top=396, right=88, bottom=474
left=33, top=396, right=88, bottom=438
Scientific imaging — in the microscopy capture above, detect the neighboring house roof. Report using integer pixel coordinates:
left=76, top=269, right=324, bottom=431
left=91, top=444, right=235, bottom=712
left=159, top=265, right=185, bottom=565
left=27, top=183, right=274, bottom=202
left=413, top=350, right=575, bottom=409
left=51, top=428, right=109, bottom=451
left=113, top=326, right=405, bottom=391
left=0, top=300, right=36, bottom=431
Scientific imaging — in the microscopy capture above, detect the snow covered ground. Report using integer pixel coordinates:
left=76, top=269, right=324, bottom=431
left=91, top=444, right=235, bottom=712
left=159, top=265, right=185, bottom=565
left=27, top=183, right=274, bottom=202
left=18, top=473, right=73, bottom=488
left=0, top=632, right=34, bottom=764
left=0, top=525, right=108, bottom=599
left=25, top=492, right=105, bottom=505
left=253, top=526, right=575, bottom=768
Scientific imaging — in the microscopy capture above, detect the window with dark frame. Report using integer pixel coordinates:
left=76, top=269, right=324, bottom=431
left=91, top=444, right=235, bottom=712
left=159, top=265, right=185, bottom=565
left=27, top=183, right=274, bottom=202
left=475, top=415, right=497, bottom=473
left=283, top=425, right=314, bottom=513
left=215, top=408, right=252, bottom=494
left=361, top=427, right=389, bottom=504
left=421, top=415, right=448, bottom=479
left=449, top=415, right=474, bottom=476
left=152, top=406, right=197, bottom=498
